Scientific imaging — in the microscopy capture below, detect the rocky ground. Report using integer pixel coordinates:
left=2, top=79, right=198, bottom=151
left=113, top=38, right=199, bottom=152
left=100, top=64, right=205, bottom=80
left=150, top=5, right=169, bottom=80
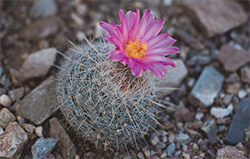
left=0, top=0, right=250, bottom=159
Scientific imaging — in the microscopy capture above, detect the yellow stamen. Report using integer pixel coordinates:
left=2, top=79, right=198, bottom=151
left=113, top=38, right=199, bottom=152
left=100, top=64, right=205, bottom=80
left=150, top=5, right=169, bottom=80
left=125, top=39, right=147, bottom=59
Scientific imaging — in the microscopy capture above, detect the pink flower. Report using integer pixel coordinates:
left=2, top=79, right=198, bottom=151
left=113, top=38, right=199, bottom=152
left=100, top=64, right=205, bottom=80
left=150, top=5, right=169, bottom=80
left=100, top=9, right=180, bottom=79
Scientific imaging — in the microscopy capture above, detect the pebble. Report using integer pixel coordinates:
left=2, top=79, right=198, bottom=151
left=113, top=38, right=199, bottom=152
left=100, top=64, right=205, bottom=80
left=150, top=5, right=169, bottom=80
left=30, top=0, right=58, bottom=17
left=0, top=94, right=11, bottom=107
left=175, top=133, right=192, bottom=145
left=186, top=55, right=211, bottom=66
left=17, top=116, right=25, bottom=126
left=160, top=152, right=167, bottom=158
left=184, top=127, right=202, bottom=138
left=179, top=0, right=248, bottom=37
left=182, top=152, right=190, bottom=159
left=216, top=117, right=231, bottom=125
left=245, top=127, right=250, bottom=141
left=17, top=48, right=57, bottom=82
left=35, top=126, right=43, bottom=137
left=22, top=123, right=36, bottom=138
left=174, top=150, right=181, bottom=157
left=159, top=59, right=188, bottom=88
left=0, top=88, right=7, bottom=96
left=76, top=3, right=88, bottom=16
left=151, top=132, right=160, bottom=145
left=226, top=82, right=241, bottom=95
left=0, top=122, right=28, bottom=158
left=168, top=132, right=175, bottom=143
left=8, top=87, right=25, bottom=102
left=16, top=76, right=58, bottom=125
left=163, top=0, right=173, bottom=6
left=31, top=137, right=58, bottom=159
left=188, top=66, right=224, bottom=107
left=195, top=113, right=204, bottom=121
left=0, top=126, right=3, bottom=135
left=76, top=31, right=85, bottom=42
left=222, top=94, right=233, bottom=106
left=210, top=104, right=233, bottom=119
left=198, top=139, right=207, bottom=151
left=0, top=108, right=16, bottom=128
left=218, top=44, right=250, bottom=72
left=241, top=66, right=250, bottom=84
left=201, top=118, right=219, bottom=144
left=174, top=107, right=194, bottom=122
left=70, top=13, right=85, bottom=27
left=49, top=118, right=76, bottom=159
left=216, top=146, right=246, bottom=159
left=167, top=143, right=176, bottom=156
left=225, top=98, right=250, bottom=145
left=187, top=77, right=195, bottom=88
left=156, top=141, right=166, bottom=151
left=138, top=152, right=145, bottom=159
left=143, top=148, right=151, bottom=159
left=238, top=89, right=247, bottom=98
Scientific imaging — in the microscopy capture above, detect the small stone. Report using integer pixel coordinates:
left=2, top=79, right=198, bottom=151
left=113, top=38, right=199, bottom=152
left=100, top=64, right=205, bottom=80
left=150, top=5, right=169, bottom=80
left=188, top=66, right=224, bottom=107
left=160, top=152, right=167, bottom=158
left=216, top=146, right=246, bottom=159
left=47, top=154, right=56, bottom=159
left=241, top=66, right=250, bottom=84
left=195, top=113, right=204, bottom=121
left=150, top=155, right=160, bottom=159
left=222, top=94, right=233, bottom=106
left=182, top=152, right=190, bottom=159
left=168, top=132, right=175, bottom=143
left=31, top=137, right=58, bottom=159
left=156, top=142, right=166, bottom=151
left=76, top=31, right=85, bottom=42
left=151, top=132, right=159, bottom=145
left=192, top=120, right=203, bottom=129
left=22, top=123, right=36, bottom=138
left=151, top=150, right=156, bottom=156
left=245, top=127, right=250, bottom=141
left=174, top=108, right=194, bottom=122
left=0, top=88, right=7, bottom=96
left=0, top=108, right=16, bottom=128
left=31, top=0, right=58, bottom=17
left=238, top=89, right=247, bottom=98
left=225, top=73, right=240, bottom=83
left=35, top=126, right=43, bottom=137
left=17, top=116, right=25, bottom=126
left=187, top=77, right=195, bottom=88
left=159, top=59, right=188, bottom=88
left=179, top=1, right=248, bottom=37
left=16, top=76, right=58, bottom=125
left=218, top=125, right=226, bottom=133
left=184, top=127, right=202, bottom=138
left=218, top=44, right=250, bottom=72
left=8, top=87, right=25, bottom=102
left=0, top=94, right=11, bottom=107
left=163, top=0, right=173, bottom=6
left=76, top=3, right=88, bottom=16
left=198, top=139, right=207, bottom=151
left=138, top=152, right=145, bottom=159
left=167, top=143, right=176, bottom=156
left=210, top=104, right=233, bottom=119
left=0, top=122, right=28, bottom=158
left=201, top=118, right=219, bottom=144
left=225, top=98, right=250, bottom=145
left=192, top=143, right=199, bottom=152
left=17, top=48, right=57, bottom=82
left=226, top=82, right=241, bottom=95
left=175, top=150, right=181, bottom=157
left=216, top=117, right=231, bottom=125
left=49, top=118, right=76, bottom=159
left=175, top=133, right=192, bottom=145
left=70, top=13, right=85, bottom=27
left=143, top=148, right=151, bottom=159
left=0, top=126, right=3, bottom=135
left=162, top=135, right=168, bottom=143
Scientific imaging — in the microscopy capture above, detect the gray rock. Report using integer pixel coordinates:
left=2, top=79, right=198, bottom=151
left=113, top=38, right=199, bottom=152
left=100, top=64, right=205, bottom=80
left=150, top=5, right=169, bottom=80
left=150, top=132, right=159, bottom=145
left=174, top=150, right=181, bottom=157
left=175, top=133, right=192, bottom=145
left=31, top=137, right=58, bottom=159
left=188, top=66, right=224, bottom=107
left=20, top=16, right=64, bottom=40
left=138, top=152, right=145, bottom=159
left=222, top=94, right=233, bottom=106
left=186, top=55, right=211, bottom=66
left=156, top=141, right=166, bottom=151
left=8, top=87, right=25, bottom=102
left=49, top=118, right=76, bottom=159
left=201, top=119, right=219, bottom=145
left=216, top=146, right=245, bottom=159
left=31, top=0, right=58, bottom=17
left=225, top=98, right=250, bottom=145
left=210, top=104, right=233, bottom=119
left=17, top=48, right=57, bottom=82
left=0, top=122, right=28, bottom=159
left=179, top=0, right=248, bottom=37
left=167, top=143, right=176, bottom=156
left=163, top=0, right=173, bottom=6
left=218, top=44, right=250, bottom=72
left=198, top=139, right=207, bottom=151
left=238, top=89, right=247, bottom=99
left=0, top=108, right=16, bottom=128
left=0, top=94, right=11, bottom=107
left=0, top=126, right=3, bottom=135
left=159, top=59, right=188, bottom=88
left=16, top=76, right=58, bottom=125
left=241, top=66, right=250, bottom=84
left=76, top=3, right=88, bottom=16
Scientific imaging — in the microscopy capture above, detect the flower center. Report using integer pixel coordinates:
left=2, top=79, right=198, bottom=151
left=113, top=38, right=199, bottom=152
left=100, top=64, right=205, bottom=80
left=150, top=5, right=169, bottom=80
left=125, top=39, right=147, bottom=59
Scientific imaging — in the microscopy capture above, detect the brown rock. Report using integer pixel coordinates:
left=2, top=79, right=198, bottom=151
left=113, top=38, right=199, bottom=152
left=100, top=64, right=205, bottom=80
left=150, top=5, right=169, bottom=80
left=218, top=44, right=250, bottom=72
left=8, top=87, right=25, bottom=102
left=241, top=66, right=250, bottom=84
left=216, top=146, right=246, bottom=159
left=19, top=15, right=64, bottom=40
left=226, top=82, right=241, bottom=95
left=0, top=108, right=16, bottom=128
left=49, top=118, right=76, bottom=159
left=16, top=76, right=58, bottom=125
left=17, top=48, right=57, bottom=82
left=0, top=94, right=11, bottom=107
left=22, top=123, right=36, bottom=138
left=0, top=122, right=28, bottom=159
left=179, top=0, right=248, bottom=37
left=184, top=127, right=202, bottom=139
left=216, top=117, right=231, bottom=125
left=174, top=108, right=194, bottom=122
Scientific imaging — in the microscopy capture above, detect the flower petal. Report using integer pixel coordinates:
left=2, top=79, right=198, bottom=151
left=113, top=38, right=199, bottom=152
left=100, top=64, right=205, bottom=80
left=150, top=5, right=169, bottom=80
left=129, top=9, right=140, bottom=39
left=141, top=19, right=164, bottom=42
left=109, top=50, right=126, bottom=61
left=119, top=9, right=129, bottom=45
left=147, top=33, right=177, bottom=49
left=131, top=63, right=143, bottom=76
left=104, top=35, right=123, bottom=50
left=137, top=9, right=154, bottom=38
left=147, top=46, right=180, bottom=56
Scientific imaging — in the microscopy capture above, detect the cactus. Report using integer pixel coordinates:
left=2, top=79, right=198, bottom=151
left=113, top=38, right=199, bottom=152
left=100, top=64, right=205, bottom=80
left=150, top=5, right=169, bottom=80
left=56, top=39, right=171, bottom=153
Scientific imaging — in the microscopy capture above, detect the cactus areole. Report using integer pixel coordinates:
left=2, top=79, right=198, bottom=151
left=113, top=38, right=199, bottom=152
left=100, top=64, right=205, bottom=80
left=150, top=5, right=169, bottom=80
left=100, top=9, right=180, bottom=79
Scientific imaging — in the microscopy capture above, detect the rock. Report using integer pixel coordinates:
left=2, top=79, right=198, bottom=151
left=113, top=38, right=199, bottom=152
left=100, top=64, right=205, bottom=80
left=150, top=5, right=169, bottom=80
left=174, top=108, right=194, bottom=122
left=20, top=16, right=64, bottom=40
left=241, top=66, right=250, bottom=84
left=175, top=133, right=192, bottom=145
left=226, top=82, right=241, bottom=95
left=225, top=73, right=240, bottom=83
left=218, top=44, right=250, bottom=72
left=167, top=143, right=176, bottom=156
left=22, top=123, right=36, bottom=138
left=143, top=148, right=151, bottom=159
left=35, top=126, right=43, bottom=137
left=210, top=104, right=233, bottom=119
left=163, top=0, right=173, bottom=6
left=16, top=76, right=58, bottom=125
left=138, top=152, right=145, bottom=159
left=195, top=113, right=204, bottom=121
left=31, top=137, right=58, bottom=159
left=174, top=150, right=181, bottom=157
left=0, top=94, right=11, bottom=107
left=150, top=155, right=160, bottom=159
left=0, top=108, right=16, bottom=128
left=150, top=132, right=159, bottom=145
left=238, top=89, right=247, bottom=99
left=8, top=87, right=25, bottom=102
left=184, top=127, right=202, bottom=139
left=156, top=141, right=166, bottom=151
left=70, top=13, right=85, bottom=27
left=159, top=59, right=188, bottom=88
left=225, top=98, right=250, bottom=145
left=179, top=0, right=248, bottom=37
left=222, top=94, right=233, bottom=106
left=216, top=146, right=246, bottom=159
left=186, top=55, right=211, bottom=66
left=216, top=117, right=231, bottom=125
left=182, top=152, right=190, bottom=159
left=188, top=66, right=224, bottom=107
left=160, top=152, right=167, bottom=158
left=0, top=88, right=7, bottom=96
left=0, top=122, right=28, bottom=158
left=201, top=118, right=219, bottom=144
left=76, top=3, right=88, bottom=16
left=245, top=127, right=250, bottom=141
left=31, top=0, right=58, bottom=17
left=198, top=139, right=207, bottom=151
left=49, top=118, right=76, bottom=159
left=0, top=126, right=3, bottom=135
left=168, top=132, right=175, bottom=143
left=17, top=48, right=57, bottom=82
